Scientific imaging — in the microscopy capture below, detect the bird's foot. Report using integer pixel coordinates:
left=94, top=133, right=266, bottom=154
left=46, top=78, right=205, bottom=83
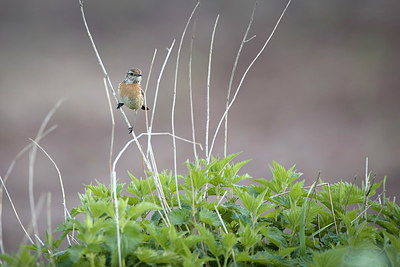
left=117, top=102, right=124, bottom=109
left=128, top=126, right=134, bottom=134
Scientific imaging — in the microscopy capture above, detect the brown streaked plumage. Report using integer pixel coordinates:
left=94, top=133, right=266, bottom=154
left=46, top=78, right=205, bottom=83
left=117, top=68, right=149, bottom=133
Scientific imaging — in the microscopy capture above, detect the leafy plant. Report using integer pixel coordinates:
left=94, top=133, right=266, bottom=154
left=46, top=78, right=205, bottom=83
left=1, top=155, right=398, bottom=266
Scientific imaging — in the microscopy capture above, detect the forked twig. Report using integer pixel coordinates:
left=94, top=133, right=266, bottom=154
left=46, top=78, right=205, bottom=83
left=224, top=1, right=257, bottom=157
left=208, top=0, right=292, bottom=161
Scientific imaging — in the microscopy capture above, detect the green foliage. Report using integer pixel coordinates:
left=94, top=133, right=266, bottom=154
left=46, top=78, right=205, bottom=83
left=2, top=154, right=398, bottom=267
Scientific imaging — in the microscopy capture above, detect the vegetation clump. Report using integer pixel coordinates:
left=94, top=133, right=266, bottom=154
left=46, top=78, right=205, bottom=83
left=1, top=154, right=399, bottom=266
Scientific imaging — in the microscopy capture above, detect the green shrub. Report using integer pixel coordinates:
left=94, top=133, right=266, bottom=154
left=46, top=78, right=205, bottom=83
left=1, top=154, right=399, bottom=266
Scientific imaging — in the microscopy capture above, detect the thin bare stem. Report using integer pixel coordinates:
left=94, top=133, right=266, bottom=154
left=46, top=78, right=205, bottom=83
left=327, top=185, right=339, bottom=235
left=224, top=1, right=257, bottom=157
left=147, top=40, right=176, bottom=157
left=0, top=176, right=33, bottom=244
left=0, top=124, right=56, bottom=254
left=209, top=0, right=292, bottom=160
left=351, top=191, right=385, bottom=224
left=78, top=0, right=130, bottom=128
left=144, top=49, right=157, bottom=133
left=205, top=14, right=220, bottom=161
left=214, top=205, right=237, bottom=267
left=305, top=172, right=320, bottom=223
left=28, top=98, right=65, bottom=248
left=29, top=139, right=71, bottom=239
left=189, top=21, right=198, bottom=159
left=104, top=78, right=115, bottom=186
left=172, top=2, right=200, bottom=209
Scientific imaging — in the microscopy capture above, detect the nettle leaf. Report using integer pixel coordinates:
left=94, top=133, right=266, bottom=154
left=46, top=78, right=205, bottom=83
left=309, top=247, right=348, bottom=267
left=168, top=207, right=192, bottom=226
left=127, top=201, right=162, bottom=220
left=289, top=181, right=306, bottom=204
left=184, top=164, right=209, bottom=191
left=239, top=251, right=290, bottom=266
left=260, top=226, right=288, bottom=249
left=239, top=223, right=262, bottom=251
left=127, top=172, right=155, bottom=197
left=207, top=153, right=239, bottom=174
left=87, top=200, right=113, bottom=218
left=135, top=247, right=181, bottom=264
left=146, top=223, right=169, bottom=249
left=196, top=224, right=224, bottom=257
left=222, top=233, right=238, bottom=251
left=199, top=208, right=222, bottom=227
left=235, top=187, right=267, bottom=216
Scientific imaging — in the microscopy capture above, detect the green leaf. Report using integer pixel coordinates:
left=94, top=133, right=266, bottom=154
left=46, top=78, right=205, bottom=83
left=260, top=226, right=288, bottom=249
left=199, top=208, right=222, bottom=227
left=239, top=223, right=261, bottom=251
left=135, top=247, right=181, bottom=264
left=309, top=247, right=348, bottom=267
left=168, top=208, right=192, bottom=226
left=222, top=233, right=238, bottom=251
left=127, top=201, right=162, bottom=220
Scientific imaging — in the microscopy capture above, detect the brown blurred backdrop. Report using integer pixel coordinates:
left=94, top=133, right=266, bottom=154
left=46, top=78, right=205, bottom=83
left=1, top=0, right=399, bottom=253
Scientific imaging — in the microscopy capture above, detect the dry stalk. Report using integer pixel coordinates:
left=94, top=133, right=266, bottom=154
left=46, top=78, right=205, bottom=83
left=224, top=1, right=258, bottom=157
left=208, top=0, right=292, bottom=161
left=172, top=2, right=200, bottom=209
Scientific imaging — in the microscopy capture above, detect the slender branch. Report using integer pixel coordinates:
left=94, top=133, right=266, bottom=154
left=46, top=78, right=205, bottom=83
left=205, top=14, right=220, bottom=161
left=224, top=1, right=257, bottom=157
left=208, top=0, right=292, bottom=161
left=147, top=40, right=176, bottom=158
left=0, top=176, right=33, bottom=244
left=78, top=0, right=130, bottom=128
left=189, top=21, right=198, bottom=159
left=0, top=124, right=56, bottom=253
left=28, top=139, right=71, bottom=245
left=144, top=49, right=157, bottom=134
left=172, top=1, right=200, bottom=209
left=28, top=98, right=65, bottom=248
left=104, top=78, right=115, bottom=187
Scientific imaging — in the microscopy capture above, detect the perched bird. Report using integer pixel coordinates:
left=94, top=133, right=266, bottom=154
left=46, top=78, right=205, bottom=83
left=117, top=68, right=149, bottom=134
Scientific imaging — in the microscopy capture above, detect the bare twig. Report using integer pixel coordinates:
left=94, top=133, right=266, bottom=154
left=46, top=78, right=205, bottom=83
left=0, top=124, right=56, bottom=254
left=189, top=21, right=198, bottom=159
left=147, top=40, right=176, bottom=158
left=327, top=185, right=339, bottom=235
left=172, top=2, right=200, bottom=209
left=224, top=1, right=257, bottom=157
left=78, top=0, right=130, bottom=129
left=205, top=14, right=220, bottom=161
left=208, top=0, right=292, bottom=160
left=103, top=78, right=115, bottom=186
left=351, top=191, right=385, bottom=224
left=28, top=98, right=65, bottom=248
left=305, top=172, right=320, bottom=223
left=0, top=176, right=33, bottom=244
left=28, top=139, right=71, bottom=243
left=144, top=49, right=157, bottom=134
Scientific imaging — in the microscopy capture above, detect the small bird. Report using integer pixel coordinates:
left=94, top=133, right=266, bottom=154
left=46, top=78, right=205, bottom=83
left=117, top=68, right=149, bottom=134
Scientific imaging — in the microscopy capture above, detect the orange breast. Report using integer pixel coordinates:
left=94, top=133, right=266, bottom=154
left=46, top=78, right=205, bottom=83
left=118, top=83, right=144, bottom=110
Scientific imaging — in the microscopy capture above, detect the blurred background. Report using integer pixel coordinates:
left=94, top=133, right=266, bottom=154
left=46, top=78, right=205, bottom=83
left=1, top=0, right=399, bottom=253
